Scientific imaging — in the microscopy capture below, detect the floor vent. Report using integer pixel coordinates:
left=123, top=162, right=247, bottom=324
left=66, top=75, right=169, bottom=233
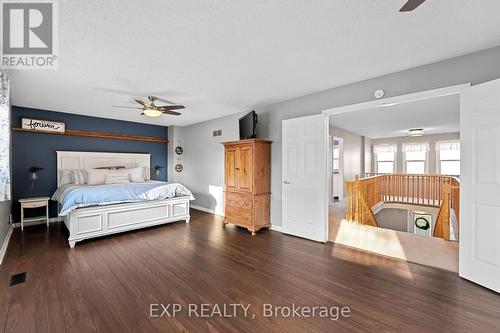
left=9, top=272, right=27, bottom=286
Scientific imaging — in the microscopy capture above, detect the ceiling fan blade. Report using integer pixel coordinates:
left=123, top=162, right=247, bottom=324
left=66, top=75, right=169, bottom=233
left=161, top=110, right=181, bottom=116
left=150, top=96, right=177, bottom=105
left=158, top=105, right=185, bottom=110
left=112, top=105, right=143, bottom=109
left=134, top=99, right=148, bottom=107
left=400, top=0, right=426, bottom=11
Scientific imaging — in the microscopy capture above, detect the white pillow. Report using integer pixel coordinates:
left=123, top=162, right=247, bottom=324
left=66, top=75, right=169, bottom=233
left=104, top=173, right=130, bottom=184
left=142, top=167, right=150, bottom=181
left=58, top=170, right=74, bottom=186
left=70, top=169, right=87, bottom=185
left=127, top=167, right=145, bottom=182
left=86, top=169, right=108, bottom=185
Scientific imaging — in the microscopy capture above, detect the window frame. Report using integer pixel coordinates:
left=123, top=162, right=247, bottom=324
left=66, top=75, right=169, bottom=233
left=373, top=145, right=397, bottom=174
left=403, top=150, right=428, bottom=174
left=436, top=140, right=460, bottom=176
left=402, top=143, right=429, bottom=175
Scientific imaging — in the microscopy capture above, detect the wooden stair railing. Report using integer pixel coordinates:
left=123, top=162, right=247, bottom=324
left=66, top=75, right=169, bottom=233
left=433, top=180, right=451, bottom=240
left=345, top=173, right=460, bottom=240
left=345, top=176, right=378, bottom=227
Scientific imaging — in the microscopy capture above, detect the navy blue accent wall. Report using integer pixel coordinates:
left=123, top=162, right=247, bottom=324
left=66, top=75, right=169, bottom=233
left=11, top=106, right=168, bottom=221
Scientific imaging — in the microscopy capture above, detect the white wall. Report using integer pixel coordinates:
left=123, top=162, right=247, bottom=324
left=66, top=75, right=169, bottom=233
left=371, top=132, right=460, bottom=173
left=330, top=126, right=364, bottom=197
left=364, top=137, right=372, bottom=174
left=376, top=208, right=409, bottom=232
left=168, top=113, right=244, bottom=215
left=171, top=46, right=500, bottom=227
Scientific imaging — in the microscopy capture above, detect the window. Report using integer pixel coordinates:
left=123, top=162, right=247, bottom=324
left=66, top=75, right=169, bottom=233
left=437, top=141, right=460, bottom=176
left=403, top=143, right=429, bottom=174
left=373, top=145, right=397, bottom=174
left=333, top=147, right=340, bottom=172
left=0, top=72, right=10, bottom=201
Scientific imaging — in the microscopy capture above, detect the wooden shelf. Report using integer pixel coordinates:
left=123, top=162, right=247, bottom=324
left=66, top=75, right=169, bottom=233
left=12, top=127, right=168, bottom=143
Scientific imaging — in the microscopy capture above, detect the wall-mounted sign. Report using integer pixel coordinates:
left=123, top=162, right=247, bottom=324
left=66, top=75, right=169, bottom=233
left=175, top=146, right=184, bottom=155
left=175, top=164, right=183, bottom=172
left=21, top=118, right=65, bottom=133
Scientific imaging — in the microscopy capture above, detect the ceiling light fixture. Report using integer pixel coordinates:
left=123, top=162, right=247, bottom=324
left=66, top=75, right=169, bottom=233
left=409, top=128, right=424, bottom=137
left=143, top=108, right=162, bottom=117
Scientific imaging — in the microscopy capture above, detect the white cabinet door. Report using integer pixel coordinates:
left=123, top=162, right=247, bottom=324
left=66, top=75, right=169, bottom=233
left=282, top=114, right=328, bottom=242
left=460, top=78, right=500, bottom=292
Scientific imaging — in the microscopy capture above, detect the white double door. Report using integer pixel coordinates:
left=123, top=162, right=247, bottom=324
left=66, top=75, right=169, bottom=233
left=282, top=114, right=328, bottom=242
left=460, top=78, right=500, bottom=293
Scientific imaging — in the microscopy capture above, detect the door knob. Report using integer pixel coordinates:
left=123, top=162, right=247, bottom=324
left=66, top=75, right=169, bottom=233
left=283, top=181, right=291, bottom=184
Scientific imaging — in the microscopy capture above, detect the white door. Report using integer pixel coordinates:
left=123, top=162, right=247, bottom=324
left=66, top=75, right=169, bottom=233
left=282, top=114, right=328, bottom=242
left=460, top=78, right=500, bottom=292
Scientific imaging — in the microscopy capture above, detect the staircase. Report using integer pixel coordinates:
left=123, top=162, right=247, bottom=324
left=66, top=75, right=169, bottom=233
left=345, top=173, right=460, bottom=240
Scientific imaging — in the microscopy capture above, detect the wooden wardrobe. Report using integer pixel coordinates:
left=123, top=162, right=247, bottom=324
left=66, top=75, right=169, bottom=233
left=222, top=139, right=272, bottom=235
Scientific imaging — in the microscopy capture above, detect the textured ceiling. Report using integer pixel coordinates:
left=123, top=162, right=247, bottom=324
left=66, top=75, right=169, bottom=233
left=6, top=0, right=500, bottom=126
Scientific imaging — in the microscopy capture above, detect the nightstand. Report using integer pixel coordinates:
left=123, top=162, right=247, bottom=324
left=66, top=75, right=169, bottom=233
left=19, top=197, right=51, bottom=231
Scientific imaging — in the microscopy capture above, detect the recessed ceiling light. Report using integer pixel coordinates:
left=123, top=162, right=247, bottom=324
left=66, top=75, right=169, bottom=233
left=409, top=128, right=424, bottom=137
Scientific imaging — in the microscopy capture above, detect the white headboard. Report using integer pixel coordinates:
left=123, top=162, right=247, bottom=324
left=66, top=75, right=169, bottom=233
left=56, top=151, right=151, bottom=185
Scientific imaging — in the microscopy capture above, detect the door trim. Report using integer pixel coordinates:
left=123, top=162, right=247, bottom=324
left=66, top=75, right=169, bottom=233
left=322, top=84, right=470, bottom=116
left=322, top=83, right=471, bottom=272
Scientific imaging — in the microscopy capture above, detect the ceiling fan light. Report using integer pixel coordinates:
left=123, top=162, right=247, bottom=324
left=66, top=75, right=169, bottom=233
left=143, top=108, right=162, bottom=117
left=409, top=128, right=424, bottom=137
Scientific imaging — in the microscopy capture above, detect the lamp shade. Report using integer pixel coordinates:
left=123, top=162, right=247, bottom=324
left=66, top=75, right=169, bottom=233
left=29, top=166, right=43, bottom=179
left=143, top=108, right=162, bottom=117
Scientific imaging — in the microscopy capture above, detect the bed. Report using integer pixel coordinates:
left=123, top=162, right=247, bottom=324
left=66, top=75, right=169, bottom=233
left=54, top=151, right=194, bottom=248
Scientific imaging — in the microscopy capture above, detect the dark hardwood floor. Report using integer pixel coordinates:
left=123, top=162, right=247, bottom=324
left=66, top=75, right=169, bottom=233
left=1, top=209, right=499, bottom=332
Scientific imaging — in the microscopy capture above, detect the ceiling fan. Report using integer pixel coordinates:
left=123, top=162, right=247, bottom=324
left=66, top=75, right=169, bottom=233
left=113, top=96, right=185, bottom=117
left=399, top=0, right=426, bottom=12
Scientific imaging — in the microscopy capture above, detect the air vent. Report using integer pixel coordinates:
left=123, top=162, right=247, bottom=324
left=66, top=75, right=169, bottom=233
left=10, top=272, right=27, bottom=286
left=212, top=130, right=222, bottom=137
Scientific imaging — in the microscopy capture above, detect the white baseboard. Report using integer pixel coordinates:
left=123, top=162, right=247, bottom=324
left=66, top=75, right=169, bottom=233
left=12, top=217, right=62, bottom=228
left=190, top=204, right=281, bottom=229
left=0, top=226, right=13, bottom=266
left=270, top=225, right=282, bottom=232
left=190, top=204, right=224, bottom=217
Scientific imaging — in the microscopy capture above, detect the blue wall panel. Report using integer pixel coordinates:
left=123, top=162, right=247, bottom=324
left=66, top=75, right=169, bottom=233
left=11, top=106, right=168, bottom=221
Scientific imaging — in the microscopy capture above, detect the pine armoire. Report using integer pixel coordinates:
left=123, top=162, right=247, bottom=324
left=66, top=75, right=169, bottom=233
left=222, top=139, right=272, bottom=235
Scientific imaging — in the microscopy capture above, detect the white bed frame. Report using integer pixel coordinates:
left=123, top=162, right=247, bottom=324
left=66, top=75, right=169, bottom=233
left=56, top=151, right=190, bottom=248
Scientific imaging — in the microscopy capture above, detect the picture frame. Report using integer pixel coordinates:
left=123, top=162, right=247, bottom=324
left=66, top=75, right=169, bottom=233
left=21, top=118, right=66, bottom=134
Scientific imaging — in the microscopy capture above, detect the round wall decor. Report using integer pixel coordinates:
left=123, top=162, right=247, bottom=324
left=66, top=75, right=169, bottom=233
left=374, top=89, right=385, bottom=99
left=175, top=164, right=183, bottom=172
left=175, top=146, right=184, bottom=155
left=415, top=217, right=430, bottom=230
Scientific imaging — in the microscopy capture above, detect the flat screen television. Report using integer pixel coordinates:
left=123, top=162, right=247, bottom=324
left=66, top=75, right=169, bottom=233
left=239, top=111, right=258, bottom=140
